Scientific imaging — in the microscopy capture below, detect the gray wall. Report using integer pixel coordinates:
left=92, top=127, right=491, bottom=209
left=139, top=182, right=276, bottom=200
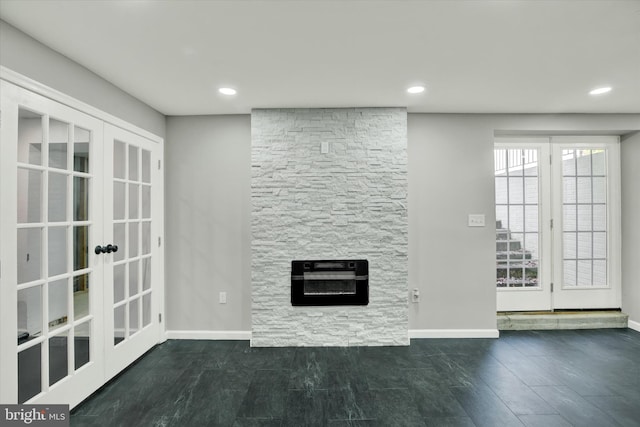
left=0, top=20, right=165, bottom=138
left=409, top=114, right=640, bottom=331
left=408, top=115, right=497, bottom=330
left=621, top=132, right=640, bottom=325
left=165, top=115, right=252, bottom=331
left=165, top=113, right=639, bottom=333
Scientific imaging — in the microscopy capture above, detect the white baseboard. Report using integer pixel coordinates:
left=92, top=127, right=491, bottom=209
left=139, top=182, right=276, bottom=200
left=165, top=330, right=251, bottom=340
left=629, top=320, right=640, bottom=333
left=409, top=329, right=500, bottom=339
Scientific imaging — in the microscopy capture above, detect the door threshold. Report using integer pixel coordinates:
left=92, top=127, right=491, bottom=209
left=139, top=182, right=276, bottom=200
left=497, top=310, right=628, bottom=330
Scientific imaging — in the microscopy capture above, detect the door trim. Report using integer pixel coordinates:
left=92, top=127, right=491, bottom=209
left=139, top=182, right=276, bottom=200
left=0, top=66, right=162, bottom=144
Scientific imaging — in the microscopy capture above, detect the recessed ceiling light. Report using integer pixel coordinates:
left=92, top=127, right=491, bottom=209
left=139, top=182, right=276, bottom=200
left=589, top=86, right=612, bottom=95
left=407, top=86, right=425, bottom=94
left=219, top=87, right=237, bottom=95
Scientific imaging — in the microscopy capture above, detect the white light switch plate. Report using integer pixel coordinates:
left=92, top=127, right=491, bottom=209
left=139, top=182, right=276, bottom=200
left=321, top=141, right=329, bottom=154
left=468, top=214, right=485, bottom=227
left=219, top=292, right=227, bottom=304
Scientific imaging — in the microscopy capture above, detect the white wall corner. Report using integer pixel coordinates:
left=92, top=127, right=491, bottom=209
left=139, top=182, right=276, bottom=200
left=165, top=330, right=252, bottom=340
left=628, top=319, right=640, bottom=333
left=409, top=329, right=500, bottom=339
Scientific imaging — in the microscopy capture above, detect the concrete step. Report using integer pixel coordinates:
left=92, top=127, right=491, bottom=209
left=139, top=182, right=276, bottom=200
left=497, top=311, right=628, bottom=330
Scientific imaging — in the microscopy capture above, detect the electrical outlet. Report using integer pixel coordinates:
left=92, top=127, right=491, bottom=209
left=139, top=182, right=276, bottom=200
left=412, top=288, right=420, bottom=303
left=219, top=292, right=227, bottom=304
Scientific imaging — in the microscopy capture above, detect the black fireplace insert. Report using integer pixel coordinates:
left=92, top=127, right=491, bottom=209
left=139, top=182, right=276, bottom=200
left=291, top=260, right=368, bottom=306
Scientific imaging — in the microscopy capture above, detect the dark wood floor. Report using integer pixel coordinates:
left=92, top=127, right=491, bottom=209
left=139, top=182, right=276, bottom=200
left=71, top=329, right=640, bottom=426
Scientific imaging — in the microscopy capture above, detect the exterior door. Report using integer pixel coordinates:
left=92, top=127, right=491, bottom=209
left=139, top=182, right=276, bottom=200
left=103, top=124, right=164, bottom=380
left=495, top=137, right=620, bottom=311
left=1, top=80, right=164, bottom=408
left=551, top=137, right=621, bottom=309
left=1, top=81, right=106, bottom=407
left=495, top=139, right=552, bottom=311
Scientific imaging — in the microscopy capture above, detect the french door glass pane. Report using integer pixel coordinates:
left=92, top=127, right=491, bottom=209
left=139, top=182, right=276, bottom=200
left=129, top=260, right=139, bottom=297
left=74, top=321, right=91, bottom=370
left=73, top=273, right=90, bottom=320
left=114, top=264, right=126, bottom=303
left=113, top=182, right=126, bottom=220
left=49, top=331, right=69, bottom=386
left=73, top=177, right=89, bottom=221
left=18, top=169, right=42, bottom=223
left=114, top=223, right=126, bottom=262
left=142, top=293, right=151, bottom=327
left=73, top=126, right=91, bottom=173
left=73, top=226, right=89, bottom=271
left=49, top=118, right=69, bottom=170
left=18, top=286, right=42, bottom=342
left=114, top=140, right=126, bottom=179
left=48, top=278, right=69, bottom=331
left=48, top=172, right=68, bottom=222
left=129, top=299, right=139, bottom=336
left=18, top=343, right=41, bottom=403
left=142, top=258, right=151, bottom=291
left=48, top=227, right=68, bottom=277
left=114, top=305, right=125, bottom=346
left=494, top=148, right=540, bottom=288
left=17, top=228, right=42, bottom=284
left=141, top=149, right=151, bottom=183
left=561, top=149, right=608, bottom=287
left=18, top=109, right=43, bottom=165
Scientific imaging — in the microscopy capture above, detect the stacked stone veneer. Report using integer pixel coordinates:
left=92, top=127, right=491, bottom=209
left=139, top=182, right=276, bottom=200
left=251, top=108, right=408, bottom=347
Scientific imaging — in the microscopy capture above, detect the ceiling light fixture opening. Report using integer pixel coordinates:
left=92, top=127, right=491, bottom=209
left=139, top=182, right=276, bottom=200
left=219, top=87, right=237, bottom=95
left=407, top=86, right=425, bottom=94
left=589, top=86, right=612, bottom=95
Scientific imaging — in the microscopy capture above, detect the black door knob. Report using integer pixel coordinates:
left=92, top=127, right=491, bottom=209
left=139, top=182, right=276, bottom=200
left=95, top=244, right=119, bottom=254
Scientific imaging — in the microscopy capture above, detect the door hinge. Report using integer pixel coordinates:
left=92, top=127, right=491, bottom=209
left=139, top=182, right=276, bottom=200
left=158, top=236, right=162, bottom=247
left=158, top=159, right=161, bottom=170
left=550, top=219, right=554, bottom=229
left=550, top=154, right=552, bottom=165
left=550, top=283, right=554, bottom=292
left=159, top=313, right=162, bottom=323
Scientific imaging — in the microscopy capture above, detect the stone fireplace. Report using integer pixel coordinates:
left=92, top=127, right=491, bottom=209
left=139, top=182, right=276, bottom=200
left=251, top=108, right=408, bottom=346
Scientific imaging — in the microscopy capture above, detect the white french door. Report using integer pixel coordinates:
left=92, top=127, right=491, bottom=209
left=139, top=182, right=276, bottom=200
left=495, top=137, right=620, bottom=312
left=0, top=80, right=164, bottom=408
left=103, top=124, right=164, bottom=381
left=551, top=137, right=621, bottom=309
left=495, top=139, right=552, bottom=311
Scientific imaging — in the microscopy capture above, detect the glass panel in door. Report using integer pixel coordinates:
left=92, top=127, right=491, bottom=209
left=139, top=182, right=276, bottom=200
left=495, top=148, right=540, bottom=288
left=561, top=149, right=608, bottom=287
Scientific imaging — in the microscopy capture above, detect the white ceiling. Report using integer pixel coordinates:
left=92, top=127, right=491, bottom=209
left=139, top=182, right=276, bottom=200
left=1, top=0, right=639, bottom=116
